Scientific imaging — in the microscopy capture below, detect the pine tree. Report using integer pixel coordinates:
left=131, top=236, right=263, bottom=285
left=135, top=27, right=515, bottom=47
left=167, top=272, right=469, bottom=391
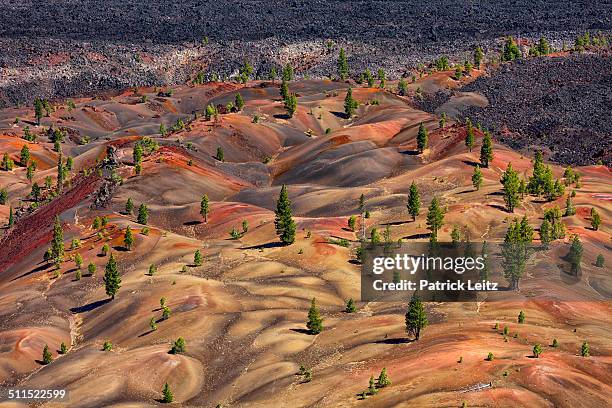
left=564, top=195, right=576, bottom=216
left=8, top=206, right=14, bottom=227
left=590, top=208, right=601, bottom=230
left=88, top=262, right=96, bottom=276
left=518, top=179, right=527, bottom=198
left=284, top=93, right=298, bottom=118
left=527, top=151, right=545, bottom=195
left=103, top=253, right=121, bottom=300
left=194, top=249, right=203, bottom=266
left=348, top=215, right=357, bottom=231
left=59, top=342, right=68, bottom=354
left=31, top=182, right=40, bottom=201
left=472, top=165, right=483, bottom=190
left=407, top=182, right=421, bottom=221
left=34, top=98, right=45, bottom=125
left=439, top=112, right=446, bottom=129
left=416, top=122, right=428, bottom=153
left=480, top=241, right=490, bottom=280
left=377, top=69, right=386, bottom=88
left=270, top=66, right=278, bottom=82
left=377, top=367, right=391, bottom=387
left=370, top=228, right=381, bottom=244
left=148, top=264, right=157, bottom=276
left=205, top=104, right=217, bottom=121
left=306, top=297, right=323, bottom=334
left=465, top=125, right=474, bottom=152
left=368, top=375, right=378, bottom=395
left=137, top=203, right=149, bottom=225
left=537, top=37, right=550, bottom=55
left=1, top=152, right=14, bottom=171
left=162, top=383, right=173, bottom=403
left=451, top=225, right=461, bottom=244
left=159, top=123, right=167, bottom=136
left=501, top=163, right=521, bottom=212
left=518, top=310, right=525, bottom=324
left=42, top=344, right=53, bottom=364
left=363, top=68, right=374, bottom=87
left=337, top=48, right=349, bottom=80
left=280, top=80, right=289, bottom=100
left=26, top=161, right=36, bottom=182
left=405, top=292, right=427, bottom=340
left=170, top=337, right=186, bottom=354
left=51, top=216, right=65, bottom=266
left=502, top=219, right=530, bottom=290
left=124, top=226, right=134, bottom=250
left=502, top=37, right=521, bottom=61
left=568, top=234, right=583, bottom=275
left=282, top=63, right=294, bottom=82
left=474, top=46, right=484, bottom=68
left=344, top=87, right=358, bottom=118
left=426, top=197, right=445, bottom=241
left=274, top=185, right=296, bottom=245
left=74, top=253, right=83, bottom=269
left=533, top=344, right=543, bottom=358
left=200, top=194, right=210, bottom=223
left=595, top=254, right=604, bottom=267
left=581, top=341, right=589, bottom=357
left=539, top=219, right=552, bottom=247
left=215, top=146, right=224, bottom=162
left=234, top=93, right=244, bottom=111
left=397, top=78, right=408, bottom=96
left=345, top=298, right=357, bottom=313
left=358, top=193, right=366, bottom=213
left=20, top=144, right=30, bottom=166
left=480, top=131, right=493, bottom=167
left=133, top=143, right=143, bottom=165
left=56, top=154, right=64, bottom=191
left=0, top=188, right=7, bottom=205
left=126, top=197, right=134, bottom=214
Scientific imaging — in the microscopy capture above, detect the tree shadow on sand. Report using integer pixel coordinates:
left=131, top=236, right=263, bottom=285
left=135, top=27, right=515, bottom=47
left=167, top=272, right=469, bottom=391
left=290, top=328, right=313, bottom=335
left=374, top=337, right=415, bottom=345
left=183, top=220, right=202, bottom=226
left=330, top=111, right=349, bottom=119
left=402, top=233, right=431, bottom=240
left=241, top=242, right=285, bottom=250
left=487, top=203, right=508, bottom=212
left=138, top=330, right=155, bottom=338
left=70, top=298, right=111, bottom=313
left=462, top=159, right=481, bottom=167
left=380, top=220, right=410, bottom=226
left=400, top=149, right=421, bottom=156
left=11, top=262, right=51, bottom=281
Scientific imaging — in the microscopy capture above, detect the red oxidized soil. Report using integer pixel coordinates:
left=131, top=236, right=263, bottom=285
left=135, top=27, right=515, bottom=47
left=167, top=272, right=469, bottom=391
left=0, top=173, right=101, bottom=273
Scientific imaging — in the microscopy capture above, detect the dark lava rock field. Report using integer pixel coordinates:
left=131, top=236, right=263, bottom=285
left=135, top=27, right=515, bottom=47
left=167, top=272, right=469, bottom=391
left=461, top=53, right=612, bottom=166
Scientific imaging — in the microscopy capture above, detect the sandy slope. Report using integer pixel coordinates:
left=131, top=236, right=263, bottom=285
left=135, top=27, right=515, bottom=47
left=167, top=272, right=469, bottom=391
left=0, top=71, right=610, bottom=407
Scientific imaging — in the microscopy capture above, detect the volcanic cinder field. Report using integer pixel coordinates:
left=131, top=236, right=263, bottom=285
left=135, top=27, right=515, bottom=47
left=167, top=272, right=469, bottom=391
left=0, top=46, right=610, bottom=407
